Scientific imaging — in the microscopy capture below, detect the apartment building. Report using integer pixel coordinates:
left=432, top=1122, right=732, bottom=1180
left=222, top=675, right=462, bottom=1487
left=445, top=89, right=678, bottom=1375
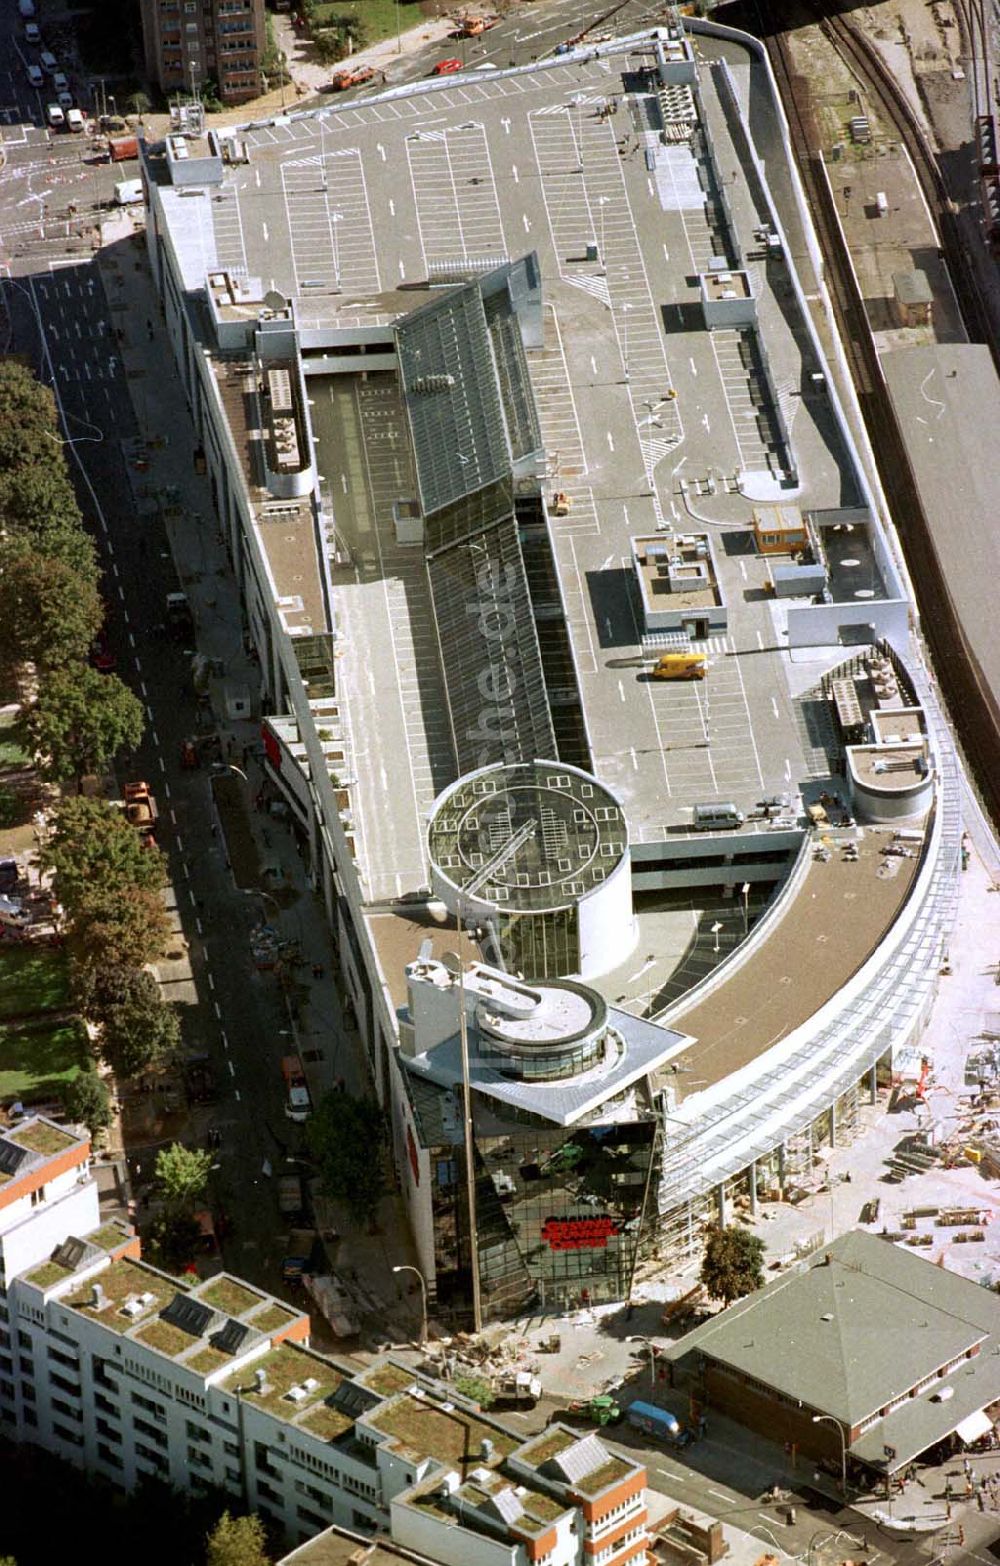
left=139, top=0, right=266, bottom=105
left=0, top=1115, right=650, bottom=1560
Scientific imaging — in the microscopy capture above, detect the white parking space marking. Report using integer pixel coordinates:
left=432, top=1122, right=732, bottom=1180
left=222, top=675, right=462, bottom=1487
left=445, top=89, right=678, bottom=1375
left=210, top=185, right=249, bottom=275
left=281, top=147, right=380, bottom=295
left=406, top=121, right=506, bottom=269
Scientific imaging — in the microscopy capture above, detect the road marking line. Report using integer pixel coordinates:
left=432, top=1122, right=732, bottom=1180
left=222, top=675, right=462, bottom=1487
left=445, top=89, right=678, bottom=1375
left=175, top=833, right=184, bottom=852
left=227, top=1056, right=234, bottom=1075
left=195, top=918, right=203, bottom=935
left=220, top=1032, right=229, bottom=1051
left=234, top=1088, right=241, bottom=1101
left=207, top=971, right=215, bottom=991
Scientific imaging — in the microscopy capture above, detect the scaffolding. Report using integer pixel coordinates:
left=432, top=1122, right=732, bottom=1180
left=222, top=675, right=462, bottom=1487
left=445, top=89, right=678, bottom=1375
left=649, top=646, right=961, bottom=1246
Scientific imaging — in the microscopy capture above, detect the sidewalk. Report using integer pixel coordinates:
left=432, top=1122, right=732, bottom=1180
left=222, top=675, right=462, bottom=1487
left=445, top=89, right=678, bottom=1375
left=94, top=219, right=425, bottom=1346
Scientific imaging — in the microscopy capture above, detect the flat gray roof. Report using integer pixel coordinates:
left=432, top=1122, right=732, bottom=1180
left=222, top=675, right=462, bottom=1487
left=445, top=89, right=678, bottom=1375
left=881, top=342, right=1000, bottom=725
left=156, top=41, right=884, bottom=906
left=666, top=1230, right=1000, bottom=1432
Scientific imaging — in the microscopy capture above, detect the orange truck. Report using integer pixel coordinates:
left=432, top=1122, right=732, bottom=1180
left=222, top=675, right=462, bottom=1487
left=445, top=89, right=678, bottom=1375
left=328, top=65, right=375, bottom=91
left=456, top=14, right=496, bottom=34
left=108, top=134, right=139, bottom=162
left=122, top=781, right=158, bottom=839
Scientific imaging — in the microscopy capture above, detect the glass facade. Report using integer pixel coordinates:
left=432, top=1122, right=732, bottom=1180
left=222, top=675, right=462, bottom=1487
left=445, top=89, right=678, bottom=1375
left=494, top=907, right=580, bottom=985
left=429, top=1106, right=657, bottom=1324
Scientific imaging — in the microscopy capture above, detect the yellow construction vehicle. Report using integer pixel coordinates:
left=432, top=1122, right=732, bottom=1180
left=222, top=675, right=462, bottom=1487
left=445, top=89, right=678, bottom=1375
left=650, top=652, right=707, bottom=681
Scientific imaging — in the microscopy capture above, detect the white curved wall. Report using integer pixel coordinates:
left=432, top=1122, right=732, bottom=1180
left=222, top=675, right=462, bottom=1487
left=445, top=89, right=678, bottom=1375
left=577, top=848, right=637, bottom=979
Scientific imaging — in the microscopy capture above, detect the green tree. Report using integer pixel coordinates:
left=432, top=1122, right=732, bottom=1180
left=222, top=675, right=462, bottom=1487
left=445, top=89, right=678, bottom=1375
left=25, top=666, right=145, bottom=782
left=143, top=1209, right=203, bottom=1273
left=68, top=885, right=171, bottom=973
left=0, top=550, right=103, bottom=675
left=0, top=464, right=90, bottom=560
left=699, top=1224, right=766, bottom=1307
left=73, top=960, right=161, bottom=1026
left=155, top=1142, right=213, bottom=1212
left=0, top=360, right=60, bottom=472
left=126, top=89, right=151, bottom=119
left=62, top=1066, right=112, bottom=1138
left=454, top=1373, right=495, bottom=1409
left=205, top=1511, right=270, bottom=1566
left=44, top=798, right=165, bottom=917
left=99, top=989, right=180, bottom=1080
left=307, top=1091, right=386, bottom=1226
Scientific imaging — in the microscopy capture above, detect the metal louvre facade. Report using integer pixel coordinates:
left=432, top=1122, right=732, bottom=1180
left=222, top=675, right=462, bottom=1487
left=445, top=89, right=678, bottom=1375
left=427, top=518, right=556, bottom=772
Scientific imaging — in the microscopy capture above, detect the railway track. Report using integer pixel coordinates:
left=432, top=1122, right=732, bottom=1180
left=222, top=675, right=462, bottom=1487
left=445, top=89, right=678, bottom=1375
left=764, top=2, right=1000, bottom=827
left=763, top=22, right=875, bottom=394
left=817, top=7, right=996, bottom=355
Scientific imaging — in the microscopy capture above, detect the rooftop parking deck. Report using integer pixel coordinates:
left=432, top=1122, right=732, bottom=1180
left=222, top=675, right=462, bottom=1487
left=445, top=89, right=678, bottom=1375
left=157, top=37, right=878, bottom=903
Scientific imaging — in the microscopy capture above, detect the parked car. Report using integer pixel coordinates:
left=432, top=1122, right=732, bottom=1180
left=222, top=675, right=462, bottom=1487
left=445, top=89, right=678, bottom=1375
left=39, top=50, right=57, bottom=74
left=26, top=64, right=43, bottom=89
left=0, top=896, right=31, bottom=930
left=57, top=91, right=73, bottom=109
left=89, top=628, right=116, bottom=673
left=431, top=58, right=463, bottom=75
left=24, top=22, right=41, bottom=44
left=45, top=103, right=64, bottom=128
left=52, top=71, right=69, bottom=93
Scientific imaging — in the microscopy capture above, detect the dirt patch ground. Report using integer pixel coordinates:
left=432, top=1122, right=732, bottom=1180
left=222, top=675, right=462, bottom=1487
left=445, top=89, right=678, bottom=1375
left=211, top=772, right=261, bottom=891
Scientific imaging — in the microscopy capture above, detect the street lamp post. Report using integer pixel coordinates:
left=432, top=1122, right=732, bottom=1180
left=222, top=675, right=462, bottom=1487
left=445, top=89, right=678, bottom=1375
left=811, top=1413, right=847, bottom=1496
left=392, top=1263, right=428, bottom=1345
left=620, top=302, right=631, bottom=383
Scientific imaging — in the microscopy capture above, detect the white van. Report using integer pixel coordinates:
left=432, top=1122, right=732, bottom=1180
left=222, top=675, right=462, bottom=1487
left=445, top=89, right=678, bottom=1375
left=46, top=103, right=65, bottom=129
left=24, top=21, right=40, bottom=43
left=52, top=71, right=69, bottom=93
left=114, top=178, right=144, bottom=206
left=26, top=63, right=43, bottom=88
left=692, top=802, right=745, bottom=831
left=39, top=50, right=58, bottom=73
left=0, top=895, right=31, bottom=930
left=66, top=107, right=84, bottom=132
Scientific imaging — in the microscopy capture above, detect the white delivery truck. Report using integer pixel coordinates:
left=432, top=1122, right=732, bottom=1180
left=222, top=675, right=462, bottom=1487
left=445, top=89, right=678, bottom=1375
left=114, top=178, right=143, bottom=206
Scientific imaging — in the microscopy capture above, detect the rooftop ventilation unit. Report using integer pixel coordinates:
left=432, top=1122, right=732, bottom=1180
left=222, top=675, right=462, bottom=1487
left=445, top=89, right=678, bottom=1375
left=91, top=1282, right=108, bottom=1311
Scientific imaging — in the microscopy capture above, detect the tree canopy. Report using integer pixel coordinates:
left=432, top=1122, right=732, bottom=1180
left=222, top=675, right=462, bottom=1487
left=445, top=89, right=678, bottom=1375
left=0, top=550, right=103, bottom=676
left=98, top=988, right=180, bottom=1080
left=0, top=360, right=60, bottom=473
left=205, top=1511, right=270, bottom=1566
left=155, top=1143, right=213, bottom=1212
left=44, top=797, right=166, bottom=916
left=68, top=885, right=171, bottom=974
left=307, top=1091, right=386, bottom=1226
left=24, top=666, right=145, bottom=781
left=699, top=1224, right=766, bottom=1307
left=62, top=1068, right=112, bottom=1138
left=144, top=1210, right=203, bottom=1274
